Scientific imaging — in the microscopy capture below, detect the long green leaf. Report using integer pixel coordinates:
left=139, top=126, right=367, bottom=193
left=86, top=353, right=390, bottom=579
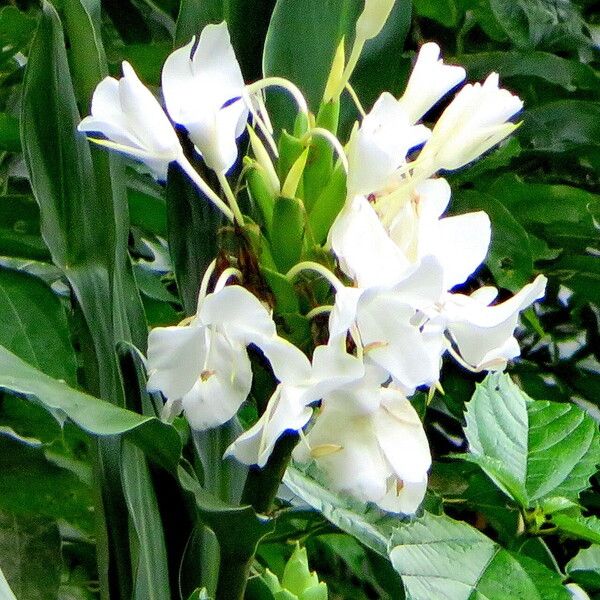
left=0, top=267, right=76, bottom=383
left=21, top=1, right=120, bottom=400
left=0, top=344, right=181, bottom=472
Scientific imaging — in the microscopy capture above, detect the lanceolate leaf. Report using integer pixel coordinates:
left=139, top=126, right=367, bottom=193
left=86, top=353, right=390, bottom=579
left=21, top=1, right=121, bottom=399
left=0, top=345, right=181, bottom=472
left=0, top=267, right=76, bottom=383
left=462, top=373, right=600, bottom=508
left=389, top=513, right=570, bottom=600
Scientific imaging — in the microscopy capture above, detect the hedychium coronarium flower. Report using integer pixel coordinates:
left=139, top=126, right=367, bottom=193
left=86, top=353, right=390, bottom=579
left=293, top=369, right=431, bottom=514
left=161, top=22, right=248, bottom=176
left=146, top=267, right=280, bottom=430
left=328, top=186, right=546, bottom=374
left=77, top=60, right=183, bottom=181
left=225, top=341, right=365, bottom=468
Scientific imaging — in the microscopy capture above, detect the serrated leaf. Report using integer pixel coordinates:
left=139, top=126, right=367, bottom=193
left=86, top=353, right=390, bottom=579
left=283, top=465, right=397, bottom=557
left=463, top=373, right=600, bottom=508
left=553, top=514, right=600, bottom=545
left=389, top=512, right=570, bottom=600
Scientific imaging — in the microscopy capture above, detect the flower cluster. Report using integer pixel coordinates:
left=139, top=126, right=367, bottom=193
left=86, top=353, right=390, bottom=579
left=79, top=3, right=546, bottom=515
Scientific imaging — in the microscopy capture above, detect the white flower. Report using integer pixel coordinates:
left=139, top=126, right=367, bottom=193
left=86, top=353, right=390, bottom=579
left=329, top=257, right=445, bottom=393
left=146, top=285, right=276, bottom=430
left=329, top=194, right=411, bottom=289
left=416, top=73, right=523, bottom=174
left=436, top=274, right=548, bottom=371
left=355, top=0, right=396, bottom=42
left=294, top=374, right=431, bottom=514
left=162, top=23, right=248, bottom=174
left=330, top=180, right=490, bottom=291
left=397, top=42, right=466, bottom=124
left=78, top=61, right=182, bottom=180
left=346, top=92, right=431, bottom=197
left=385, top=178, right=491, bottom=289
left=226, top=342, right=364, bottom=467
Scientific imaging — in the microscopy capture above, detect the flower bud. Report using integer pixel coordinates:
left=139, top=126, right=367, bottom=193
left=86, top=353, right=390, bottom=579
left=355, top=0, right=396, bottom=41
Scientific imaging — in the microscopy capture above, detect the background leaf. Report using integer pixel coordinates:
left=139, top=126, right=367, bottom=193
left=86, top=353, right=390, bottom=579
left=462, top=373, right=600, bottom=507
left=0, top=266, right=76, bottom=383
left=0, top=344, right=181, bottom=471
left=389, top=512, right=570, bottom=600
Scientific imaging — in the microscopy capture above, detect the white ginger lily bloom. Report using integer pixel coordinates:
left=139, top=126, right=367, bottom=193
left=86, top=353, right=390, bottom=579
left=397, top=42, right=466, bottom=125
left=330, top=179, right=490, bottom=291
left=416, top=72, right=523, bottom=175
left=294, top=372, right=431, bottom=514
left=386, top=178, right=490, bottom=289
left=434, top=274, right=548, bottom=371
left=346, top=92, right=430, bottom=198
left=162, top=22, right=248, bottom=174
left=226, top=342, right=364, bottom=467
left=147, top=285, right=276, bottom=430
left=78, top=61, right=182, bottom=180
left=329, top=257, right=446, bottom=393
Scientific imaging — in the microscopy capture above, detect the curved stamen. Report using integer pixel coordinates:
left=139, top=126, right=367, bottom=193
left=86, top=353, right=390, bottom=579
left=286, top=261, right=345, bottom=293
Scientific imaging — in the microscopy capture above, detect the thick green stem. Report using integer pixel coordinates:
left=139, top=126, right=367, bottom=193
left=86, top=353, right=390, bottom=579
left=242, top=432, right=299, bottom=515
left=216, top=553, right=253, bottom=600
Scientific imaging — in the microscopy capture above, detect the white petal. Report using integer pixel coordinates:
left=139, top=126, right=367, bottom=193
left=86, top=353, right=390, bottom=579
left=225, top=385, right=312, bottom=467
left=357, top=291, right=439, bottom=389
left=300, top=406, right=389, bottom=503
left=398, top=42, right=466, bottom=124
left=347, top=93, right=430, bottom=196
left=187, top=100, right=247, bottom=173
left=162, top=38, right=198, bottom=124
left=181, top=333, right=252, bottom=429
left=119, top=61, right=180, bottom=155
left=199, top=285, right=276, bottom=344
left=447, top=275, right=547, bottom=368
left=329, top=195, right=411, bottom=288
left=146, top=324, right=205, bottom=400
left=377, top=476, right=427, bottom=514
left=259, top=335, right=312, bottom=384
left=190, top=23, right=246, bottom=106
left=162, top=24, right=247, bottom=173
left=329, top=286, right=364, bottom=340
left=374, top=389, right=431, bottom=483
left=427, top=211, right=491, bottom=289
